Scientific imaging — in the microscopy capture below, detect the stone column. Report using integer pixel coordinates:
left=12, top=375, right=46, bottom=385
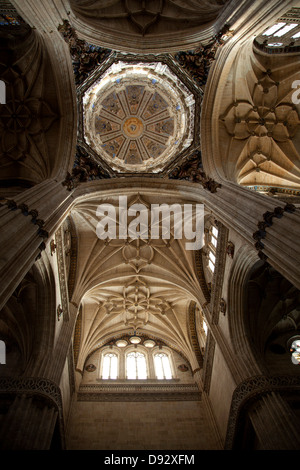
left=0, top=178, right=74, bottom=311
left=0, top=394, right=59, bottom=450
left=202, top=180, right=300, bottom=290
left=119, top=350, right=126, bottom=379
left=248, top=392, right=300, bottom=450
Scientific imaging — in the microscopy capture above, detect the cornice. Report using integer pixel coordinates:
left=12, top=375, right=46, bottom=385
left=78, top=382, right=201, bottom=402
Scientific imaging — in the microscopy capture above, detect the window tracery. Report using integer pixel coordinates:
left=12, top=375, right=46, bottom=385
left=154, top=353, right=172, bottom=380
left=126, top=351, right=147, bottom=379
left=102, top=352, right=118, bottom=379
left=98, top=338, right=176, bottom=381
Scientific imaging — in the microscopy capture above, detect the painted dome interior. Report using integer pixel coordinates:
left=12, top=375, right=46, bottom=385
left=83, top=61, right=195, bottom=173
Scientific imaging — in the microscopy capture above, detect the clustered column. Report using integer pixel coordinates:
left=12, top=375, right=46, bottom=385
left=248, top=392, right=300, bottom=450
left=0, top=394, right=59, bottom=450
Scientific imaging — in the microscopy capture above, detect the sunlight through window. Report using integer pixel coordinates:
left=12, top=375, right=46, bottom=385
left=102, top=353, right=118, bottom=379
left=154, top=353, right=172, bottom=379
left=126, top=351, right=147, bottom=379
left=263, top=23, right=286, bottom=36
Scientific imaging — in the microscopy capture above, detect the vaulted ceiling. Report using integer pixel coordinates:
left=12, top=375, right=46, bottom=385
left=70, top=191, right=208, bottom=373
left=1, top=0, right=299, bottom=379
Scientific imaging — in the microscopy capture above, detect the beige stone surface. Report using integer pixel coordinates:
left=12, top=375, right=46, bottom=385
left=66, top=400, right=221, bottom=450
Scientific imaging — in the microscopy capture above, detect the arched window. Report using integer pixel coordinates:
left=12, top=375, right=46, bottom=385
left=154, top=353, right=172, bottom=379
left=126, top=351, right=147, bottom=379
left=102, top=352, right=118, bottom=379
left=208, top=224, right=218, bottom=273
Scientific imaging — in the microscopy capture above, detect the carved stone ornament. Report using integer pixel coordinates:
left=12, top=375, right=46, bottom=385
left=174, top=24, right=232, bottom=87
left=62, top=145, right=110, bottom=190
left=50, top=239, right=57, bottom=256
left=220, top=298, right=226, bottom=315
left=226, top=241, right=235, bottom=258
left=58, top=19, right=111, bottom=86
left=218, top=47, right=300, bottom=188
left=57, top=304, right=63, bottom=321
left=169, top=150, right=221, bottom=193
left=225, top=375, right=300, bottom=449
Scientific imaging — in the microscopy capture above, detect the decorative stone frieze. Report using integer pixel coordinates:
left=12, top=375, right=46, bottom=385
left=0, top=376, right=62, bottom=407
left=78, top=382, right=201, bottom=402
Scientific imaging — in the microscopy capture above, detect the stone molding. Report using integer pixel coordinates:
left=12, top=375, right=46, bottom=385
left=227, top=244, right=265, bottom=379
left=188, top=301, right=203, bottom=369
left=200, top=0, right=299, bottom=182
left=58, top=19, right=112, bottom=86
left=174, top=24, right=233, bottom=87
left=201, top=330, right=216, bottom=394
left=225, top=374, right=300, bottom=449
left=55, top=226, right=70, bottom=322
left=78, top=382, right=201, bottom=402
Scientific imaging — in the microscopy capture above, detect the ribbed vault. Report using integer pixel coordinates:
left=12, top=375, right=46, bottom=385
left=70, top=191, right=208, bottom=374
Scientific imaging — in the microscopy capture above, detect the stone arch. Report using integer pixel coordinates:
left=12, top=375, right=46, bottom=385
left=0, top=253, right=57, bottom=377
left=67, top=0, right=231, bottom=54
left=228, top=241, right=300, bottom=378
left=227, top=243, right=265, bottom=379
left=0, top=12, right=77, bottom=190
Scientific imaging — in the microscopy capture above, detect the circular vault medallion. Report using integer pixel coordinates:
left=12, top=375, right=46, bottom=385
left=83, top=61, right=195, bottom=173
left=123, top=117, right=144, bottom=139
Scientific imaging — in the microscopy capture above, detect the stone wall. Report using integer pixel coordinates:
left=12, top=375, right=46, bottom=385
left=66, top=399, right=221, bottom=450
